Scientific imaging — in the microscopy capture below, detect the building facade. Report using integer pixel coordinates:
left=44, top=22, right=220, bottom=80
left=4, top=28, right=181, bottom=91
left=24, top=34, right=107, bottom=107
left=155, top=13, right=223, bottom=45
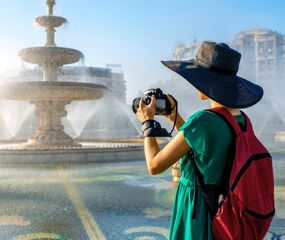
left=231, top=29, right=285, bottom=86
left=173, top=40, right=202, bottom=60
left=106, top=64, right=127, bottom=103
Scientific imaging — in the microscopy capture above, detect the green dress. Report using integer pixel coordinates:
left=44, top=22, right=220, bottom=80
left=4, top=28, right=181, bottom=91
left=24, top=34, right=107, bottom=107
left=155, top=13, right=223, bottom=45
left=169, top=110, right=245, bottom=240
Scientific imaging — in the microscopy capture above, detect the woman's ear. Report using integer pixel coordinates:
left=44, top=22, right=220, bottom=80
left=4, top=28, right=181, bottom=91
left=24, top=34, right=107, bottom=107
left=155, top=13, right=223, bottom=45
left=199, top=91, right=209, bottom=100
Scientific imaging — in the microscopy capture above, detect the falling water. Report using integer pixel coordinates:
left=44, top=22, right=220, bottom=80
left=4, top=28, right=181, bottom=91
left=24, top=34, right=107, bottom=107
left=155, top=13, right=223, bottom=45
left=0, top=100, right=34, bottom=137
left=66, top=95, right=141, bottom=138
left=66, top=99, right=99, bottom=137
left=267, top=86, right=285, bottom=124
left=119, top=102, right=142, bottom=135
left=245, top=80, right=285, bottom=139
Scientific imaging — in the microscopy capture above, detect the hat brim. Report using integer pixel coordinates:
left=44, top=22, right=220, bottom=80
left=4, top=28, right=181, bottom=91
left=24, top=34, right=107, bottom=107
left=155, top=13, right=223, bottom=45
left=161, top=59, right=263, bottom=109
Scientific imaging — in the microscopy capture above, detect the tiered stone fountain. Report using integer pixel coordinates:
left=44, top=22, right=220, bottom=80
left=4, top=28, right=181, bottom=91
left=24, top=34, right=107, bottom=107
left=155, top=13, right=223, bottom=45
left=0, top=0, right=106, bottom=148
left=0, top=0, right=145, bottom=164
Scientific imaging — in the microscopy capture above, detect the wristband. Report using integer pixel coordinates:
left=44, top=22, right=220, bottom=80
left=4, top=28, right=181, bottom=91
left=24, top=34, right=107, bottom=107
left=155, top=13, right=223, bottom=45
left=141, top=119, right=161, bottom=133
left=141, top=119, right=171, bottom=138
left=143, top=127, right=171, bottom=137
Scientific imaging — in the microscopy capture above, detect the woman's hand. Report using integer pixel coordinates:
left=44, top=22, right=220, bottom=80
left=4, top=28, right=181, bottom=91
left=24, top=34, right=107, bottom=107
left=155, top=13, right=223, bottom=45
left=164, top=94, right=185, bottom=130
left=136, top=95, right=156, bottom=123
left=165, top=94, right=178, bottom=123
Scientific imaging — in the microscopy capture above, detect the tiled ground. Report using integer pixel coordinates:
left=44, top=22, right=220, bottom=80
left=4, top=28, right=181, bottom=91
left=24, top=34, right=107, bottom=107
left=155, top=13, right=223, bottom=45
left=0, top=154, right=283, bottom=240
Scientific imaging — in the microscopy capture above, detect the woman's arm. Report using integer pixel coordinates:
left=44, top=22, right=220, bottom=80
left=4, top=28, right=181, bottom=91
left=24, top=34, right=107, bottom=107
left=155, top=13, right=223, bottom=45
left=144, top=131, right=190, bottom=175
left=136, top=95, right=190, bottom=175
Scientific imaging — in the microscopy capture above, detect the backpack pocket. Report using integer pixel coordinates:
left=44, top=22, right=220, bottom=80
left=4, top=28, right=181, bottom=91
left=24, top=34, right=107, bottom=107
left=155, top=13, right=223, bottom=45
left=212, top=193, right=275, bottom=240
left=241, top=195, right=275, bottom=240
left=212, top=193, right=243, bottom=240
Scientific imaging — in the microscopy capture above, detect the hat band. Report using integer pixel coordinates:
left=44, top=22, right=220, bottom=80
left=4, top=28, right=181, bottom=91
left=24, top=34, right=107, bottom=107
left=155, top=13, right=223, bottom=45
left=208, top=65, right=237, bottom=76
left=196, top=58, right=237, bottom=76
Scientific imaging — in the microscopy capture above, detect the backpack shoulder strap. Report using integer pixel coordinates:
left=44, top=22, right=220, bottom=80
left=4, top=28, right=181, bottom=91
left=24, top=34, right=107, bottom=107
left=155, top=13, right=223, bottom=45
left=207, top=107, right=242, bottom=136
left=206, top=107, right=239, bottom=195
left=240, top=110, right=254, bottom=133
left=190, top=150, right=219, bottom=220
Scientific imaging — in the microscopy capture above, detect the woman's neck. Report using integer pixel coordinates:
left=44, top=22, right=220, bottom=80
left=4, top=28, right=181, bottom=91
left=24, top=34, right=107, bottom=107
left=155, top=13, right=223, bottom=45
left=210, top=100, right=241, bottom=116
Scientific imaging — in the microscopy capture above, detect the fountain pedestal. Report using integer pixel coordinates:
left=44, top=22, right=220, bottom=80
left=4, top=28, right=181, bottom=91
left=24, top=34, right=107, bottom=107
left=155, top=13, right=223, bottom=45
left=25, top=100, right=77, bottom=147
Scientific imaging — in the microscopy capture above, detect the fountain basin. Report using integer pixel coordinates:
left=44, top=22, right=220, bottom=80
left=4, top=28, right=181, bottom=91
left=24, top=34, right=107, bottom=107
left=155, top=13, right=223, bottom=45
left=0, top=141, right=146, bottom=164
left=0, top=81, right=106, bottom=101
left=35, top=16, right=67, bottom=28
left=0, top=82, right=107, bottom=148
left=18, top=47, right=83, bottom=66
left=0, top=138, right=167, bottom=164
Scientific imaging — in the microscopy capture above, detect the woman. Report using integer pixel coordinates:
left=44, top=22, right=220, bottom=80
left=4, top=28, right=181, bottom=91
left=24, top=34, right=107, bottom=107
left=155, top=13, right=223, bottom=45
left=135, top=41, right=263, bottom=240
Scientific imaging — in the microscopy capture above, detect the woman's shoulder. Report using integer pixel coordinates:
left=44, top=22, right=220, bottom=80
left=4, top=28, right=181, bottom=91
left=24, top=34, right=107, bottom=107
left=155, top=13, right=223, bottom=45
left=180, top=110, right=232, bottom=153
left=183, top=109, right=226, bottom=127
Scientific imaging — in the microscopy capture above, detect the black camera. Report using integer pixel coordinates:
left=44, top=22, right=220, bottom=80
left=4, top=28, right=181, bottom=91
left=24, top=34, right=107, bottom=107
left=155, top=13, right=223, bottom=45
left=132, top=88, right=172, bottom=115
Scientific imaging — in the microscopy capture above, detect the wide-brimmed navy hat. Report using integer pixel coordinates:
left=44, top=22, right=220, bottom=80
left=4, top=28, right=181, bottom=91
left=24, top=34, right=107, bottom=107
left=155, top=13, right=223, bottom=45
left=162, top=41, right=263, bottom=109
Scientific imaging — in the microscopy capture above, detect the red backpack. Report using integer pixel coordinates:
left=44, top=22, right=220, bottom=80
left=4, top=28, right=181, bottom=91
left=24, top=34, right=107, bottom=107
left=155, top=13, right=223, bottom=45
left=194, top=107, right=275, bottom=240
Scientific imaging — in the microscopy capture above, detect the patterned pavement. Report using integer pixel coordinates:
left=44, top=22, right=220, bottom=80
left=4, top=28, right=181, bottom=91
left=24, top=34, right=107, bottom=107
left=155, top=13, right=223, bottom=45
left=0, top=154, right=283, bottom=240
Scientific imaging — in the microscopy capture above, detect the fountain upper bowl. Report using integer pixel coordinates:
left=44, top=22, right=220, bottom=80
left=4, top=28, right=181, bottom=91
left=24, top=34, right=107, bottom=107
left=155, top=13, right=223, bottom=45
left=35, top=16, right=67, bottom=28
left=18, top=47, right=83, bottom=66
left=0, top=81, right=107, bottom=101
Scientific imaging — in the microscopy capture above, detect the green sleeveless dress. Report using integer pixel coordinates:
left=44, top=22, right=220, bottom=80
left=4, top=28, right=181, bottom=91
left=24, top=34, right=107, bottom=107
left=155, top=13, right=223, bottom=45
left=169, top=110, right=245, bottom=240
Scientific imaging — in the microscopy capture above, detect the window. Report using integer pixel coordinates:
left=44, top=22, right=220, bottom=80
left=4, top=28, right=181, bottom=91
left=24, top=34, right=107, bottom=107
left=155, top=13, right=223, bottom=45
left=267, top=41, right=274, bottom=55
left=267, top=59, right=275, bottom=71
left=259, top=42, right=266, bottom=56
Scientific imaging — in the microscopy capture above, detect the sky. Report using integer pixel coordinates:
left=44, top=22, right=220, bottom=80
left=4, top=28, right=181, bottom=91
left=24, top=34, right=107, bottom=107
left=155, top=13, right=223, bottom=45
left=0, top=0, right=285, bottom=103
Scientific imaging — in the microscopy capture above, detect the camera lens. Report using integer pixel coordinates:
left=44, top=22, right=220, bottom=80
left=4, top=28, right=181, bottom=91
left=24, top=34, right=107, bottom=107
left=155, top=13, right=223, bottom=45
left=144, top=97, right=151, bottom=105
left=132, top=98, right=141, bottom=113
left=155, top=99, right=166, bottom=115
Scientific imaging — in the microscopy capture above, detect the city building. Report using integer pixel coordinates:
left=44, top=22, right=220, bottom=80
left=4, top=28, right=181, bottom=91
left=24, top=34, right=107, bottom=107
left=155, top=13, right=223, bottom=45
left=106, top=64, right=127, bottom=103
left=231, top=29, right=285, bottom=85
left=172, top=40, right=202, bottom=60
